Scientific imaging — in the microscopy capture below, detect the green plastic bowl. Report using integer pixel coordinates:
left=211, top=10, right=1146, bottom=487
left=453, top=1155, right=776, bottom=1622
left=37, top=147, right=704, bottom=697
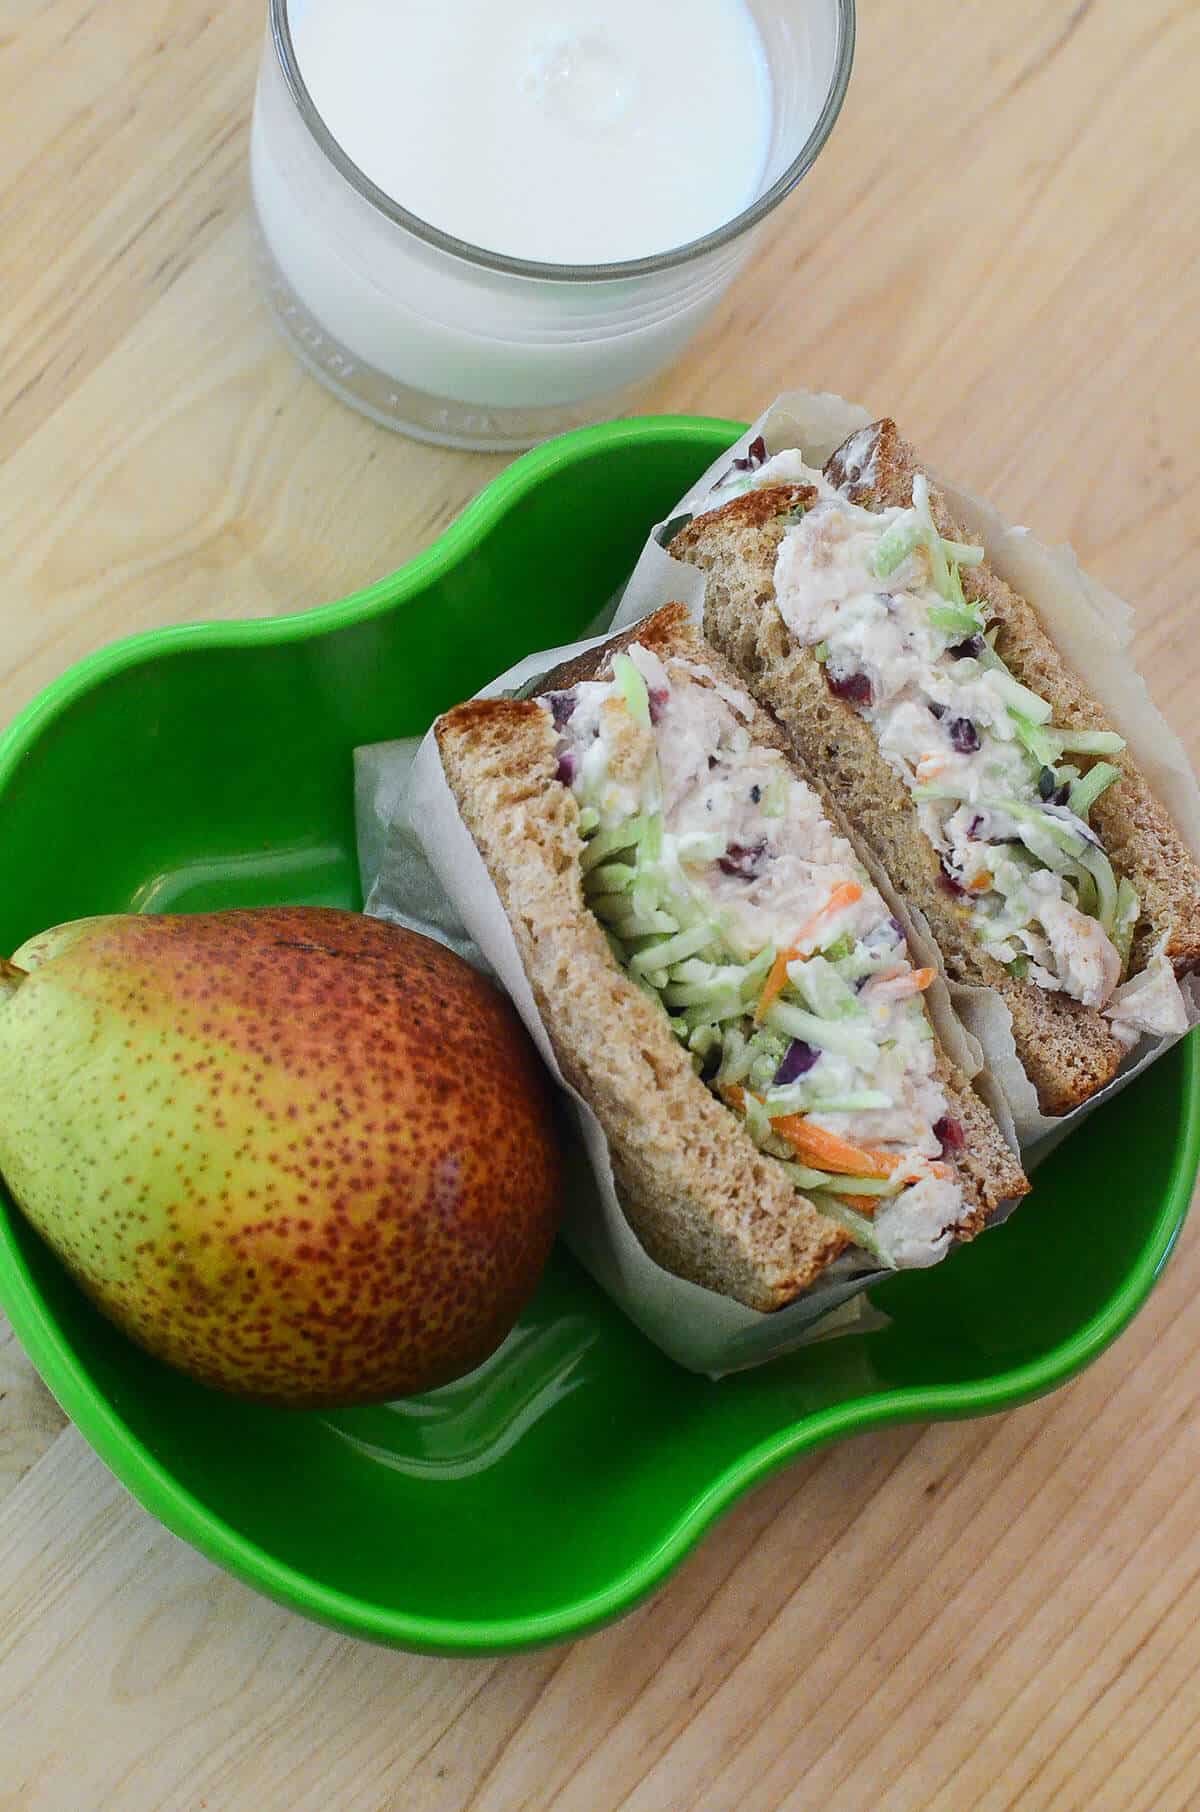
left=0, top=417, right=1195, bottom=1654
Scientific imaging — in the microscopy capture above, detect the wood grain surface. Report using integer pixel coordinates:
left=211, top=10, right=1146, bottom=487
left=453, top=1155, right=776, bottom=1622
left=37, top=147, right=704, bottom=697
left=2, top=0, right=1198, bottom=1806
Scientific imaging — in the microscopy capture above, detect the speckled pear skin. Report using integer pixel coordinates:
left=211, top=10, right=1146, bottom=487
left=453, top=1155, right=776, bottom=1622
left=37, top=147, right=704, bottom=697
left=0, top=908, right=564, bottom=1407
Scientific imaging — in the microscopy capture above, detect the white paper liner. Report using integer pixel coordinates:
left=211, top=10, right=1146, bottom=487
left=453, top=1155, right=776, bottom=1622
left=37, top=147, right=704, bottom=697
left=354, top=388, right=1199, bottom=1371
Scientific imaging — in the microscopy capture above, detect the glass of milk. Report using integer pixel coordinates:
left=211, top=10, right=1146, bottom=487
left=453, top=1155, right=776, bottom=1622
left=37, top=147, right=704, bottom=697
left=251, top=0, right=854, bottom=451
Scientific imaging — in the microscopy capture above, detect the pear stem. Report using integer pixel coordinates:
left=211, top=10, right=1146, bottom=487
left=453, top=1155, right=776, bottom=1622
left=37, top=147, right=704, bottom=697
left=0, top=958, right=27, bottom=1001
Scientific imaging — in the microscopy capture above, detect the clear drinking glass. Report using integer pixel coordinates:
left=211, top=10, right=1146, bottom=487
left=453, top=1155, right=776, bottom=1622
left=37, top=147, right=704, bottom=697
left=250, top=0, right=855, bottom=452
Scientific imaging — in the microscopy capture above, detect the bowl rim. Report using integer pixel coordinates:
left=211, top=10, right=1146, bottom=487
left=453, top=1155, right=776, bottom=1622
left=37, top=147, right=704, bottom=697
left=0, top=414, right=1196, bottom=1654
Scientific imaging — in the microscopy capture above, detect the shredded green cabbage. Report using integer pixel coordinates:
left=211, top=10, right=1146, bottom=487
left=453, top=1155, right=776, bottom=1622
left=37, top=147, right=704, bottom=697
left=928, top=602, right=985, bottom=639
left=1068, top=761, right=1121, bottom=819
left=612, top=653, right=651, bottom=730
left=1112, top=876, right=1140, bottom=968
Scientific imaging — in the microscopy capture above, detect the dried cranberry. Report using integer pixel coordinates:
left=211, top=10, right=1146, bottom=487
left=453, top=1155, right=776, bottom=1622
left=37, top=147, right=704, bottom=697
left=718, top=840, right=768, bottom=880
left=948, top=634, right=984, bottom=660
left=934, top=1115, right=965, bottom=1155
left=947, top=716, right=981, bottom=754
left=648, top=687, right=669, bottom=725
left=825, top=667, right=873, bottom=706
left=775, top=1039, right=819, bottom=1084
left=733, top=434, right=768, bottom=473
left=548, top=691, right=576, bottom=729
left=555, top=748, right=577, bottom=786
left=714, top=435, right=770, bottom=491
left=938, top=860, right=966, bottom=897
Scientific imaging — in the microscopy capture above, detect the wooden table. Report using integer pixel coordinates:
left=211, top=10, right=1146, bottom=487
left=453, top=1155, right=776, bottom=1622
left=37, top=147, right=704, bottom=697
left=3, top=2, right=1199, bottom=1805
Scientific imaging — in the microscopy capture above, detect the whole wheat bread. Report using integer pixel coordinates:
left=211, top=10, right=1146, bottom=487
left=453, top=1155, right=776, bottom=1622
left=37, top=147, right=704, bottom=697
left=671, top=421, right=1200, bottom=1116
left=435, top=604, right=1027, bottom=1311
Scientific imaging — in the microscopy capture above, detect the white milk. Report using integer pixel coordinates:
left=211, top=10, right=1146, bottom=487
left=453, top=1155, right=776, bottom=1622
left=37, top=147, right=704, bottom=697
left=288, top=0, right=772, bottom=265
left=251, top=0, right=847, bottom=447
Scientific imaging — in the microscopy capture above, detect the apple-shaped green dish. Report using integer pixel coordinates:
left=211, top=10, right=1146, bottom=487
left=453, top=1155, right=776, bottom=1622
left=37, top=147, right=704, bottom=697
left=0, top=417, right=1196, bottom=1654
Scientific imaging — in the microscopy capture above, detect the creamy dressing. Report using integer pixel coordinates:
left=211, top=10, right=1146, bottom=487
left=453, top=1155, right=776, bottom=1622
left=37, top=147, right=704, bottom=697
left=693, top=443, right=1192, bottom=1046
left=750, top=462, right=1128, bottom=1004
left=545, top=643, right=969, bottom=1269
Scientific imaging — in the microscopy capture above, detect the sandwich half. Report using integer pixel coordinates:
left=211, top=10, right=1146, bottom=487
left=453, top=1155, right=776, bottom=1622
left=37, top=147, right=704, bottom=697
left=671, top=419, right=1200, bottom=1116
left=435, top=604, right=1027, bottom=1312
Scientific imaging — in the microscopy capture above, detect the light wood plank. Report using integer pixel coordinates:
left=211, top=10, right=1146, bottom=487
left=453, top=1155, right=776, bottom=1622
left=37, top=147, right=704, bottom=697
left=0, top=1319, right=64, bottom=1506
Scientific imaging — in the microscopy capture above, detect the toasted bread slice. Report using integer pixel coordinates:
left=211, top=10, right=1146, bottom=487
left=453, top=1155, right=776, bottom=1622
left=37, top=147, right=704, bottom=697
left=672, top=421, right=1200, bottom=1115
left=435, top=605, right=1027, bottom=1310
left=826, top=418, right=1200, bottom=979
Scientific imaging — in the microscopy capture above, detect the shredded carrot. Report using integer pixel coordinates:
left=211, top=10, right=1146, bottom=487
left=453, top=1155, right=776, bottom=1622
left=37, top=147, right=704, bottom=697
left=755, top=946, right=802, bottom=1023
left=723, top=1087, right=953, bottom=1189
left=916, top=755, right=948, bottom=782
left=838, top=1195, right=882, bottom=1218
left=771, top=1115, right=899, bottom=1180
left=966, top=872, right=992, bottom=893
left=799, top=881, right=863, bottom=943
left=752, top=882, right=864, bottom=1024
left=868, top=965, right=937, bottom=1000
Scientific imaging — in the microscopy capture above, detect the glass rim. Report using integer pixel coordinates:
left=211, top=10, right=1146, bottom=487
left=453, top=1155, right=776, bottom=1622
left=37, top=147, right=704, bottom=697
left=267, top=0, right=857, bottom=283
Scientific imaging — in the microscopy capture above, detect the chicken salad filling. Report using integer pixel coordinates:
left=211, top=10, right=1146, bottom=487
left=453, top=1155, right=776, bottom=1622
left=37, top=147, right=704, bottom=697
left=698, top=446, right=1186, bottom=1045
left=542, top=643, right=975, bottom=1270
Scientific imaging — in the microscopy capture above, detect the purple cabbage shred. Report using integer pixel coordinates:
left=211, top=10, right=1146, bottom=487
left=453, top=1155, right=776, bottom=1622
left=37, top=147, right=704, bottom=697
left=775, top=1039, right=819, bottom=1084
left=548, top=690, right=576, bottom=729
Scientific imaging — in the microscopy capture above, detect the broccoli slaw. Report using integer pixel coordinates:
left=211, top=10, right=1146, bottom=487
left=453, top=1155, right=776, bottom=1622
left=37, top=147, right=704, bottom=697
left=701, top=449, right=1187, bottom=1046
left=543, top=641, right=974, bottom=1270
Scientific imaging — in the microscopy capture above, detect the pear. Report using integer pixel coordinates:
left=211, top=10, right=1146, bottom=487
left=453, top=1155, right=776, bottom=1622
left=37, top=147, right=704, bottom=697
left=0, top=908, right=564, bottom=1407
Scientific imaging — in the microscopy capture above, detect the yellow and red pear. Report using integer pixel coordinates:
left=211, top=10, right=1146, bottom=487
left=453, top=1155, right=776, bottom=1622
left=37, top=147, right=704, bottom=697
left=0, top=908, right=563, bottom=1406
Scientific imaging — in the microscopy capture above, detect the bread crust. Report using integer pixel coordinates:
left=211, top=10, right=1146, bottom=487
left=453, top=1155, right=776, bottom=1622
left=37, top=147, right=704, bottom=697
left=673, top=425, right=1200, bottom=1115
left=436, top=607, right=1026, bottom=1308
